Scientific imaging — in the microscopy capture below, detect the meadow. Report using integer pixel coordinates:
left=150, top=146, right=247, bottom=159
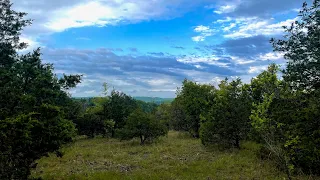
left=31, top=131, right=311, bottom=180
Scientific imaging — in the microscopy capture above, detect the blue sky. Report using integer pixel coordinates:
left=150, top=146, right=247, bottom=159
left=13, top=0, right=311, bottom=98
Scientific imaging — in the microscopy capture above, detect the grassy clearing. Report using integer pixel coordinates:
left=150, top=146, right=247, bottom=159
left=32, top=131, right=312, bottom=180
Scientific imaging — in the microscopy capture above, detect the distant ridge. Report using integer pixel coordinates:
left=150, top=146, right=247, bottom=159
left=72, top=96, right=174, bottom=104
left=133, top=97, right=174, bottom=104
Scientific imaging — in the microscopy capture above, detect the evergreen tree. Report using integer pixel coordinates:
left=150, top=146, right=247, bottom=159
left=0, top=0, right=81, bottom=178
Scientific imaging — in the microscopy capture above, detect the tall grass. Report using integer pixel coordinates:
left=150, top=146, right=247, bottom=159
left=32, top=131, right=312, bottom=180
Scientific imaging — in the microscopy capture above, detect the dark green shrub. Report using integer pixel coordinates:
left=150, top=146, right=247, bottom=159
left=200, top=79, right=252, bottom=148
left=0, top=1, right=81, bottom=178
left=174, top=79, right=214, bottom=137
left=118, top=109, right=167, bottom=144
left=0, top=104, right=76, bottom=179
left=103, top=90, right=137, bottom=137
left=75, top=113, right=114, bottom=138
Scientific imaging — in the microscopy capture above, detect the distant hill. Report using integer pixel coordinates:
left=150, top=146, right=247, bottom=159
left=72, top=96, right=174, bottom=104
left=72, top=97, right=92, bottom=100
left=133, top=97, right=174, bottom=104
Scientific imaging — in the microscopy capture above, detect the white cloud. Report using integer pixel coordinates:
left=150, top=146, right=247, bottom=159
left=214, top=4, right=237, bottom=14
left=44, top=1, right=158, bottom=32
left=192, top=25, right=215, bottom=42
left=292, top=8, right=300, bottom=12
left=259, top=52, right=284, bottom=61
left=94, top=74, right=134, bottom=87
left=194, top=25, right=210, bottom=32
left=194, top=64, right=205, bottom=69
left=192, top=36, right=206, bottom=42
left=224, top=20, right=268, bottom=38
left=171, top=68, right=226, bottom=85
left=230, top=56, right=256, bottom=65
left=223, top=17, right=298, bottom=39
left=149, top=89, right=176, bottom=92
left=216, top=17, right=233, bottom=23
left=13, top=0, right=211, bottom=53
left=19, top=36, right=42, bottom=52
left=248, top=65, right=268, bottom=74
left=223, top=23, right=236, bottom=32
left=146, top=79, right=170, bottom=86
left=177, top=55, right=229, bottom=67
left=13, top=0, right=209, bottom=35
left=267, top=18, right=298, bottom=29
left=212, top=77, right=223, bottom=85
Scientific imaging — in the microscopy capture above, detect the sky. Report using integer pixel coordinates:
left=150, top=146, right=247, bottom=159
left=13, top=0, right=311, bottom=98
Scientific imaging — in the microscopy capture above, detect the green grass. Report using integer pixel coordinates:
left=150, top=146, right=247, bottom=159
left=32, top=131, right=313, bottom=180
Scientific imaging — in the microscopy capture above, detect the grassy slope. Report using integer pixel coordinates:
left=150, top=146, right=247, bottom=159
left=32, top=132, right=311, bottom=180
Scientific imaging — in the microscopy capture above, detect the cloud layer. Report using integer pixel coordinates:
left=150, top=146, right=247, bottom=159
left=11, top=0, right=309, bottom=97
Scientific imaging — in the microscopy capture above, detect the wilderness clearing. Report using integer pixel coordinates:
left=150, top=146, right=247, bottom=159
left=32, top=131, right=313, bottom=180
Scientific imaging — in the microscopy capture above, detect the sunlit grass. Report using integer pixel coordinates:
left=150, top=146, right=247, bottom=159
left=32, top=131, right=312, bottom=180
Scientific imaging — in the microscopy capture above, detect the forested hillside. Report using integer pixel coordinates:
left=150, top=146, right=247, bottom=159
left=1, top=0, right=320, bottom=179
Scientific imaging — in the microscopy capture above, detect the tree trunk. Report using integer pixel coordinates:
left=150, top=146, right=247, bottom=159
left=235, top=136, right=240, bottom=149
left=111, top=129, right=115, bottom=138
left=140, top=135, right=145, bottom=145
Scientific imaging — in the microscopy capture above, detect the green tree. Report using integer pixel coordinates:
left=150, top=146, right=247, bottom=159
left=175, top=79, right=214, bottom=137
left=136, top=100, right=158, bottom=113
left=0, top=105, right=76, bottom=179
left=170, top=97, right=188, bottom=131
left=251, top=89, right=320, bottom=176
left=119, top=109, right=167, bottom=144
left=75, top=113, right=114, bottom=138
left=271, top=0, right=320, bottom=90
left=246, top=64, right=282, bottom=142
left=155, top=103, right=172, bottom=129
left=250, top=64, right=281, bottom=104
left=200, top=78, right=252, bottom=148
left=0, top=0, right=31, bottom=49
left=0, top=0, right=31, bottom=119
left=250, top=92, right=292, bottom=178
left=64, top=99, right=85, bottom=122
left=103, top=90, right=137, bottom=137
left=250, top=1, right=320, bottom=175
left=0, top=1, right=81, bottom=178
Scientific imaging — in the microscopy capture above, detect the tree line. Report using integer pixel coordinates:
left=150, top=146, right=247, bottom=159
left=165, top=1, right=320, bottom=178
left=72, top=90, right=167, bottom=142
left=1, top=0, right=320, bottom=179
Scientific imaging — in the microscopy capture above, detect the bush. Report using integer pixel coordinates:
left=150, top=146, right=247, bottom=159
left=0, top=104, right=76, bottom=179
left=118, top=109, right=167, bottom=144
left=251, top=89, right=320, bottom=175
left=74, top=113, right=114, bottom=138
left=271, top=91, right=320, bottom=175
